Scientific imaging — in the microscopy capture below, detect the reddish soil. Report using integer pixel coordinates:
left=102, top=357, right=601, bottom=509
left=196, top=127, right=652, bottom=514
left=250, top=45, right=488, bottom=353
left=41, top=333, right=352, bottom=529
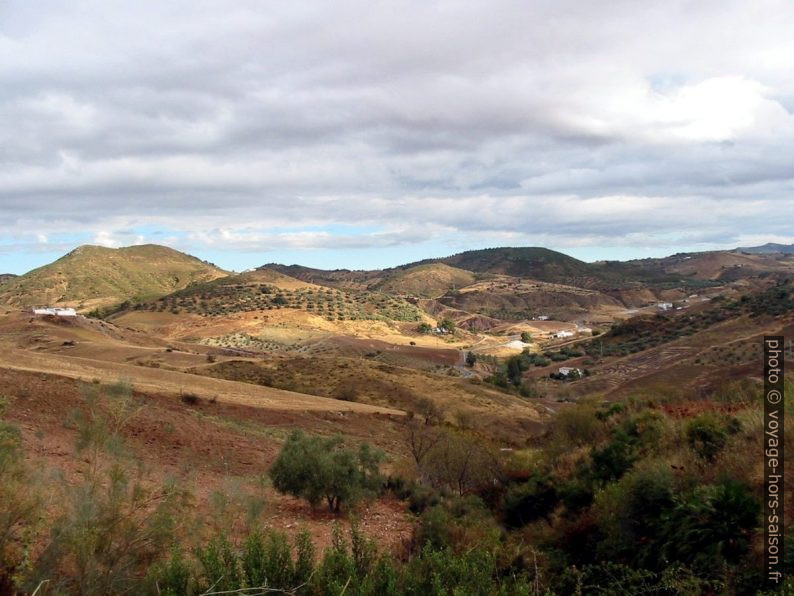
left=660, top=401, right=750, bottom=418
left=1, top=367, right=414, bottom=553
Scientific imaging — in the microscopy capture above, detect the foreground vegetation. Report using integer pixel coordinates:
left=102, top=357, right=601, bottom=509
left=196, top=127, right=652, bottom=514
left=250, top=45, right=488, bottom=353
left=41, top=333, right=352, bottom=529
left=1, top=372, right=792, bottom=594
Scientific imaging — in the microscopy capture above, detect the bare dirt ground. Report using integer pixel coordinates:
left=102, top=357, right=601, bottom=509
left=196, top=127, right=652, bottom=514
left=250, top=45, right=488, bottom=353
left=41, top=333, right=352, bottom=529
left=0, top=346, right=402, bottom=414
left=1, top=367, right=414, bottom=552
left=0, top=311, right=544, bottom=446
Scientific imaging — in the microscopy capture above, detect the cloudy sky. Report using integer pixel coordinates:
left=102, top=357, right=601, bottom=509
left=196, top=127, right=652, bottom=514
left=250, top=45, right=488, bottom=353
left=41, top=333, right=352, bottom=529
left=1, top=0, right=793, bottom=274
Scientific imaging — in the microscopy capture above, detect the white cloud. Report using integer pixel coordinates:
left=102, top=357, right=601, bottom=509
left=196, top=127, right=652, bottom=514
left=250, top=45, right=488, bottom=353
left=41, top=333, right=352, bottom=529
left=0, top=0, right=793, bottom=263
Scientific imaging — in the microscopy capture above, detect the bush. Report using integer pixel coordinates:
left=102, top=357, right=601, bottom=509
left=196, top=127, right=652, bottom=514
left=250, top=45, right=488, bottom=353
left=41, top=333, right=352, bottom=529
left=269, top=431, right=384, bottom=512
left=590, top=435, right=636, bottom=483
left=439, top=318, right=456, bottom=333
left=418, top=430, right=500, bottom=496
left=0, top=408, right=41, bottom=591
left=558, top=475, right=595, bottom=512
left=26, top=383, right=187, bottom=595
left=660, top=479, right=760, bottom=570
left=503, top=472, right=558, bottom=528
left=552, top=404, right=604, bottom=448
left=593, top=463, right=676, bottom=567
left=686, top=413, right=729, bottom=461
left=414, top=496, right=501, bottom=552
left=518, top=382, right=539, bottom=398
left=180, top=392, right=201, bottom=405
left=485, top=370, right=509, bottom=388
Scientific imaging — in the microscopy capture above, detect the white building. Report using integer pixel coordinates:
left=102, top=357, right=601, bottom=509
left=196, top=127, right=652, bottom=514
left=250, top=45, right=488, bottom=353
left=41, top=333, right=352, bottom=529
left=32, top=307, right=77, bottom=317
left=553, top=330, right=575, bottom=339
left=558, top=367, right=583, bottom=377
left=535, top=315, right=550, bottom=321
left=656, top=302, right=673, bottom=311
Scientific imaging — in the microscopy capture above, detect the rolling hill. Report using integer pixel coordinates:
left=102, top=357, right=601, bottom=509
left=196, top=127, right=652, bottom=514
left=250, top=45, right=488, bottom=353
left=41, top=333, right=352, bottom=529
left=413, top=246, right=792, bottom=290
left=735, top=242, right=794, bottom=254
left=411, top=247, right=685, bottom=289
left=371, top=263, right=477, bottom=298
left=436, top=247, right=592, bottom=281
left=263, top=264, right=382, bottom=290
left=126, top=266, right=425, bottom=324
left=0, top=273, right=17, bottom=285
left=0, top=244, right=227, bottom=311
left=267, top=246, right=780, bottom=299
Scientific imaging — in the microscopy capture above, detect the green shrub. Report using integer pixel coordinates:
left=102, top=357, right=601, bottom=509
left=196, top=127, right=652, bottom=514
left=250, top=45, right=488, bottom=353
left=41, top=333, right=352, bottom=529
left=686, top=413, right=729, bottom=461
left=241, top=530, right=295, bottom=590
left=590, top=434, right=636, bottom=483
left=269, top=431, right=384, bottom=512
left=660, top=479, right=760, bottom=570
left=503, top=472, right=558, bottom=528
left=0, top=409, right=41, bottom=591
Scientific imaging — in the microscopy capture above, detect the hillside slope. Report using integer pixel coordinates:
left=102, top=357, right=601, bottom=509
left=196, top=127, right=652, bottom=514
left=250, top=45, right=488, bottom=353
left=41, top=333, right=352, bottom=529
left=372, top=263, right=477, bottom=297
left=439, top=276, right=623, bottom=320
left=735, top=242, right=794, bottom=255
left=423, top=247, right=682, bottom=289
left=0, top=244, right=227, bottom=311
left=124, top=265, right=425, bottom=325
left=437, top=247, right=591, bottom=281
left=263, top=264, right=382, bottom=290
left=423, top=247, right=779, bottom=290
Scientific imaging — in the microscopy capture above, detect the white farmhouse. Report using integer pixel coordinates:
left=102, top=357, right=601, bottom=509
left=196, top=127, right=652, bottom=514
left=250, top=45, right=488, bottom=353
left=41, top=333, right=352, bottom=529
left=32, top=307, right=77, bottom=317
left=656, top=302, right=673, bottom=311
left=558, top=367, right=583, bottom=377
left=553, top=330, right=575, bottom=339
left=535, top=315, right=550, bottom=321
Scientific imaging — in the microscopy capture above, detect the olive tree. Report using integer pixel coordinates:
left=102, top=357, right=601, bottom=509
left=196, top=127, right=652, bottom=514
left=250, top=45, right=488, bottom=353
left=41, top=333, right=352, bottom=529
left=269, top=431, right=384, bottom=512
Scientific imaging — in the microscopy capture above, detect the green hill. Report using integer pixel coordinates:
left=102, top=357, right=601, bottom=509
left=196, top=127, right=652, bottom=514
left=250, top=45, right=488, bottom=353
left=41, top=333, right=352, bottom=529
left=438, top=247, right=591, bottom=281
left=0, top=244, right=228, bottom=311
left=426, top=247, right=709, bottom=290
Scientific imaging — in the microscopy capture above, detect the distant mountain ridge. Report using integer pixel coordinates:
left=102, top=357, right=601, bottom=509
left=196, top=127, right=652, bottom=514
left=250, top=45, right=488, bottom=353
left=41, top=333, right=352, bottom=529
left=6, top=243, right=794, bottom=316
left=263, top=264, right=382, bottom=291
left=412, top=247, right=688, bottom=289
left=0, top=273, right=17, bottom=285
left=735, top=243, right=794, bottom=255
left=268, top=245, right=793, bottom=293
left=0, top=244, right=227, bottom=311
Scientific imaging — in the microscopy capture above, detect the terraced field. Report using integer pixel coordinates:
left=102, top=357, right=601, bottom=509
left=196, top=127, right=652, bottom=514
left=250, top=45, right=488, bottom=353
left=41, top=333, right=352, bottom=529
left=589, top=345, right=699, bottom=394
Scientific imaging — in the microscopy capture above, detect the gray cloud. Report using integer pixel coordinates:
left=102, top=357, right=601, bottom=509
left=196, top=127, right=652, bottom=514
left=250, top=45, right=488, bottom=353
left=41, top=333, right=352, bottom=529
left=1, top=0, right=793, bottom=262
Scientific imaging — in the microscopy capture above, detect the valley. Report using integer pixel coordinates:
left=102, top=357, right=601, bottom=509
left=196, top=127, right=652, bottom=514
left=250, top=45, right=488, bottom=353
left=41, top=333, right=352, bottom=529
left=1, top=243, right=792, bottom=593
